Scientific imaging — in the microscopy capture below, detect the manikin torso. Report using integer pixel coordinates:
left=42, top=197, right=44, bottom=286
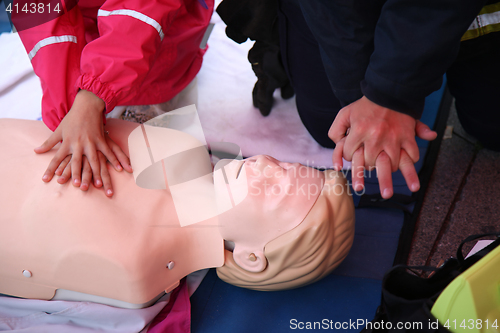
left=0, top=118, right=224, bottom=308
left=0, top=116, right=327, bottom=308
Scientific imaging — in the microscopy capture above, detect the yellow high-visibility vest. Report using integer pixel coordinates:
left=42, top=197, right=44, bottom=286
left=462, top=2, right=500, bottom=41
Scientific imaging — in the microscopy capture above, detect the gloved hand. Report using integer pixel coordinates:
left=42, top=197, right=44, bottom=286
left=218, top=0, right=294, bottom=116
left=249, top=42, right=294, bottom=116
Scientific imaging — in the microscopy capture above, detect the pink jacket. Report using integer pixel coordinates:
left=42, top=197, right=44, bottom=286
left=15, top=0, right=214, bottom=131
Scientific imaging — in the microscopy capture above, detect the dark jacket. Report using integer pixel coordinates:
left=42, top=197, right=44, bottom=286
left=298, top=0, right=488, bottom=119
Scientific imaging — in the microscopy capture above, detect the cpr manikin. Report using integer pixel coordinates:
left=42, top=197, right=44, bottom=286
left=0, top=107, right=355, bottom=308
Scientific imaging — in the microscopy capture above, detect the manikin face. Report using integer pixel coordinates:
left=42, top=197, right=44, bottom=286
left=214, top=155, right=325, bottom=272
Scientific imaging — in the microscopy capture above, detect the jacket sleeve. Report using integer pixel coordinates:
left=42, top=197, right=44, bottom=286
left=76, top=0, right=184, bottom=113
left=14, top=4, right=87, bottom=131
left=361, top=0, right=488, bottom=119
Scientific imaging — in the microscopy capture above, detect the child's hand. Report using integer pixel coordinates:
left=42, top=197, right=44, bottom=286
left=34, top=90, right=133, bottom=197
left=52, top=138, right=127, bottom=196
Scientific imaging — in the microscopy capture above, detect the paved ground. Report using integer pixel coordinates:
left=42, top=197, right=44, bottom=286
left=408, top=101, right=500, bottom=267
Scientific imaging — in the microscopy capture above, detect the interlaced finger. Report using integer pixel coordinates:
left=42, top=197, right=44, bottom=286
left=375, top=151, right=393, bottom=199
left=351, top=146, right=365, bottom=193
left=332, top=137, right=346, bottom=171
left=80, top=156, right=92, bottom=191
left=399, top=149, right=420, bottom=192
left=55, top=155, right=71, bottom=176
left=70, top=148, right=83, bottom=187
left=97, top=139, right=122, bottom=172
left=83, top=146, right=102, bottom=188
left=58, top=159, right=72, bottom=184
left=99, top=152, right=113, bottom=197
left=42, top=146, right=71, bottom=182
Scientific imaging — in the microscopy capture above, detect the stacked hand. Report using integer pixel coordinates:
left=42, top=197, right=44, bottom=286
left=35, top=90, right=133, bottom=197
left=329, top=96, right=437, bottom=199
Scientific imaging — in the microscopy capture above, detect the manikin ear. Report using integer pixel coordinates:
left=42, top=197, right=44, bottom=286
left=232, top=247, right=267, bottom=273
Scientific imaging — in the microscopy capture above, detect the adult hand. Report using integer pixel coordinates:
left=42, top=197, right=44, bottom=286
left=329, top=96, right=437, bottom=198
left=34, top=90, right=133, bottom=197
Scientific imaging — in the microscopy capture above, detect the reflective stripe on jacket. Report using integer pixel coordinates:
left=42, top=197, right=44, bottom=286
left=14, top=0, right=214, bottom=131
left=462, top=2, right=500, bottom=41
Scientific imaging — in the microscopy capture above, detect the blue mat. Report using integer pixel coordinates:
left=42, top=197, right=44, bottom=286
left=191, top=81, right=450, bottom=332
left=0, top=1, right=12, bottom=33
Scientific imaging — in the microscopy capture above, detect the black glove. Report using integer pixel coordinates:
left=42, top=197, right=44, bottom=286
left=250, top=42, right=294, bottom=116
left=217, top=0, right=294, bottom=116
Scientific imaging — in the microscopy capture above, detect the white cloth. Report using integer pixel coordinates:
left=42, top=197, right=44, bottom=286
left=0, top=32, right=42, bottom=121
left=0, top=296, right=168, bottom=333
left=0, top=270, right=208, bottom=333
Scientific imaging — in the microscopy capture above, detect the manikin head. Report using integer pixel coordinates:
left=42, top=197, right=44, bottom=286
left=213, top=155, right=326, bottom=273
left=213, top=156, right=355, bottom=291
